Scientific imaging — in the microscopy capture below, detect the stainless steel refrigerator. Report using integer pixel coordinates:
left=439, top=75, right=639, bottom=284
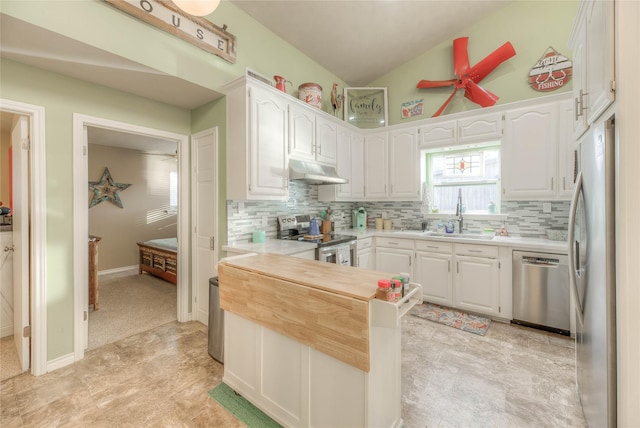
left=568, top=116, right=616, bottom=428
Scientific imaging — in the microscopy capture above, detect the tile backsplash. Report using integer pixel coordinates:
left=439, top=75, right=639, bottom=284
left=227, top=181, right=570, bottom=243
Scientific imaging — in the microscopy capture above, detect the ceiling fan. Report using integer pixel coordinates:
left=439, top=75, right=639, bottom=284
left=417, top=37, right=516, bottom=117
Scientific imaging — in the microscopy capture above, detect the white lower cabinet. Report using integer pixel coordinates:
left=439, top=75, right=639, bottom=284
left=414, top=241, right=453, bottom=307
left=356, top=237, right=375, bottom=269
left=453, top=244, right=501, bottom=317
left=224, top=303, right=409, bottom=427
left=375, top=237, right=414, bottom=276
left=380, top=238, right=504, bottom=318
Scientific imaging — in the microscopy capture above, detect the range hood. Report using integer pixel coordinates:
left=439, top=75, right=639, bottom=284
left=288, top=159, right=348, bottom=185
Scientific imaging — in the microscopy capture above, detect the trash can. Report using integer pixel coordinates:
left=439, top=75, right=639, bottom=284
left=208, top=276, right=224, bottom=363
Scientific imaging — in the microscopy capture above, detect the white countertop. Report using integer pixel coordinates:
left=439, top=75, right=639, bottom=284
left=223, top=229, right=568, bottom=255
left=223, top=239, right=317, bottom=256
left=339, top=228, right=569, bottom=253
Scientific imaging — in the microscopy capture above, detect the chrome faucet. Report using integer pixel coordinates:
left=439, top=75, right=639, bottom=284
left=455, top=189, right=464, bottom=233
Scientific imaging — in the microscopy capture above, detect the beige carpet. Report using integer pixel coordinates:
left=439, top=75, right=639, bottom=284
left=88, top=272, right=177, bottom=350
left=1, top=335, right=23, bottom=381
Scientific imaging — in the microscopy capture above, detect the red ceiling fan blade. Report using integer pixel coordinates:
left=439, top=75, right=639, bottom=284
left=431, top=87, right=460, bottom=117
left=416, top=78, right=457, bottom=89
left=453, top=37, right=470, bottom=77
left=464, top=80, right=499, bottom=107
left=468, top=41, right=516, bottom=83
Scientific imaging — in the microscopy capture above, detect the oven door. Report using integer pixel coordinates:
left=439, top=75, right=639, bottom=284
left=317, top=241, right=357, bottom=266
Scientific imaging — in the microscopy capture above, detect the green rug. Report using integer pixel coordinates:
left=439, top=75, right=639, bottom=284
left=208, top=383, right=282, bottom=428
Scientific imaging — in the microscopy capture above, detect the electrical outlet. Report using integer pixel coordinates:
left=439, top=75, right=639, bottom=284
left=238, top=202, right=244, bottom=214
left=381, top=211, right=388, bottom=219
left=262, top=216, right=268, bottom=227
left=542, top=202, right=552, bottom=213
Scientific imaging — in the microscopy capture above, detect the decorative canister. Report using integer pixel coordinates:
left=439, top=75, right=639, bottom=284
left=298, top=82, right=322, bottom=109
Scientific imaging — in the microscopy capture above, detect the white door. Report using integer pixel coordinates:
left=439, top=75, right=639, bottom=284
left=192, top=128, right=218, bottom=325
left=11, top=116, right=30, bottom=372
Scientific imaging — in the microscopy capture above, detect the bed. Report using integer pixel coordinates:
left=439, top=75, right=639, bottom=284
left=137, top=238, right=177, bottom=285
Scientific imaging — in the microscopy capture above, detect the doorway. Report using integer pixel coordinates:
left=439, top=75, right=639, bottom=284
left=0, top=99, right=47, bottom=377
left=72, top=114, right=189, bottom=361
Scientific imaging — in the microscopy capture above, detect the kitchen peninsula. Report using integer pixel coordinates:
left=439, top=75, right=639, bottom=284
left=218, top=253, right=422, bottom=428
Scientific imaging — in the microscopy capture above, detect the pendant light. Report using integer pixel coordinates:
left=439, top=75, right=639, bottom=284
left=173, top=0, right=221, bottom=17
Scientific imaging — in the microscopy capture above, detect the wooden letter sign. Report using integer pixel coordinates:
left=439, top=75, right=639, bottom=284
left=104, top=0, right=236, bottom=63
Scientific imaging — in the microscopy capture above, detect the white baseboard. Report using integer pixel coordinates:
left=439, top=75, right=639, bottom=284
left=47, top=352, right=75, bottom=373
left=1, top=322, right=13, bottom=338
left=98, top=265, right=138, bottom=276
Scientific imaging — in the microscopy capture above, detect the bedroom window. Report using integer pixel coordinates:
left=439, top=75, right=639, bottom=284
left=424, top=143, right=501, bottom=214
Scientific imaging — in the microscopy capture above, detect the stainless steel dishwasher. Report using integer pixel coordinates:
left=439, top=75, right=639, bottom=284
left=512, top=251, right=570, bottom=335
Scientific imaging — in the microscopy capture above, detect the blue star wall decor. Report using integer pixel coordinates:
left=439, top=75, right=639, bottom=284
left=89, top=167, right=132, bottom=208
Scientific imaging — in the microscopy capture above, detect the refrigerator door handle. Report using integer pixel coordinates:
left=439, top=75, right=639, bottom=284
left=568, top=171, right=585, bottom=324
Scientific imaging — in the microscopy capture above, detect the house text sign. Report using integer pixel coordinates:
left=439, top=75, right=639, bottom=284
left=104, top=0, right=236, bottom=63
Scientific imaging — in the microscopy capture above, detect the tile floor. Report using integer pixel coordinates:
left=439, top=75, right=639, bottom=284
left=1, top=315, right=586, bottom=427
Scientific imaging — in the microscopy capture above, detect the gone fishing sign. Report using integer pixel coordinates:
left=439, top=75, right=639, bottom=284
left=528, top=47, right=572, bottom=92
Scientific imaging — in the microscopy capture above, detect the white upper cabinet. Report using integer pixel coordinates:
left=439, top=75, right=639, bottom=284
left=388, top=128, right=420, bottom=200
left=349, top=132, right=365, bottom=199
left=318, top=126, right=364, bottom=201
left=418, top=120, right=456, bottom=148
left=289, top=103, right=316, bottom=161
left=558, top=99, right=577, bottom=198
left=315, top=116, right=338, bottom=165
left=457, top=112, right=502, bottom=143
left=569, top=0, right=615, bottom=138
left=226, top=78, right=288, bottom=200
left=364, top=131, right=389, bottom=199
left=502, top=103, right=559, bottom=200
left=289, top=105, right=338, bottom=166
left=502, top=96, right=573, bottom=201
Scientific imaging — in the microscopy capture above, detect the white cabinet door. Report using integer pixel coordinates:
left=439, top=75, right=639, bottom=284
left=315, top=116, right=338, bottom=165
left=350, top=132, right=365, bottom=199
left=224, top=312, right=259, bottom=393
left=570, top=17, right=589, bottom=139
left=502, top=102, right=558, bottom=200
left=249, top=85, right=289, bottom=198
left=453, top=255, right=500, bottom=317
left=418, top=119, right=456, bottom=148
left=364, top=131, right=388, bottom=199
left=415, top=251, right=452, bottom=306
left=585, top=0, right=615, bottom=125
left=457, top=112, right=502, bottom=144
left=334, top=126, right=352, bottom=198
left=357, top=237, right=374, bottom=270
left=289, top=103, right=315, bottom=161
left=569, top=0, right=615, bottom=138
left=375, top=247, right=413, bottom=277
left=226, top=79, right=289, bottom=200
left=318, top=128, right=364, bottom=201
left=389, top=128, right=420, bottom=200
left=357, top=249, right=373, bottom=270
left=558, top=98, right=577, bottom=198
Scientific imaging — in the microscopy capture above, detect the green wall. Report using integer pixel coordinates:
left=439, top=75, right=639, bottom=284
left=371, top=1, right=579, bottom=125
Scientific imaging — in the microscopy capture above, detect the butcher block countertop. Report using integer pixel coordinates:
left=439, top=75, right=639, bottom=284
left=218, top=253, right=392, bottom=372
left=219, top=253, right=382, bottom=301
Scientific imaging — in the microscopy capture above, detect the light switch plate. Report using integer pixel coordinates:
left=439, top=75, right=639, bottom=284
left=542, top=202, right=552, bottom=213
left=238, top=202, right=245, bottom=213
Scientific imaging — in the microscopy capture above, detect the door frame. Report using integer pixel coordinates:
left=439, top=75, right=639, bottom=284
left=0, top=99, right=47, bottom=376
left=72, top=114, right=189, bottom=362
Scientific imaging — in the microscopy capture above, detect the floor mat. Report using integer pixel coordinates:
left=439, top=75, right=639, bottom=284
left=411, top=302, right=491, bottom=335
left=209, top=383, right=282, bottom=428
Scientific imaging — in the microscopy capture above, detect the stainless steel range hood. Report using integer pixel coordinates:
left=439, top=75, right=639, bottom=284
left=289, top=159, right=348, bottom=185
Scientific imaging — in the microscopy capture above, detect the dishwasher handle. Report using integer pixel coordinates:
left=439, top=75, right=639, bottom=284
left=522, top=256, right=561, bottom=266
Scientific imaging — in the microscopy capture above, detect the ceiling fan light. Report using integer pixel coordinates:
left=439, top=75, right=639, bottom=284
left=173, top=0, right=221, bottom=17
